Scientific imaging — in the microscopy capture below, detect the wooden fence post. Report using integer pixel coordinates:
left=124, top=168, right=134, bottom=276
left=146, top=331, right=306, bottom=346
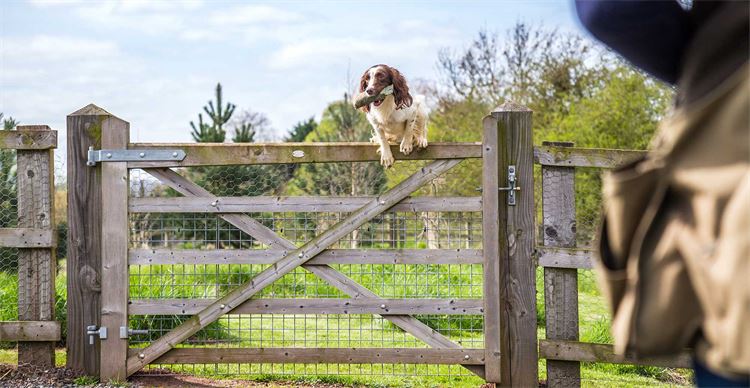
left=16, top=125, right=56, bottom=367
left=542, top=141, right=580, bottom=387
left=99, top=111, right=130, bottom=382
left=66, top=104, right=129, bottom=377
left=482, top=103, right=537, bottom=386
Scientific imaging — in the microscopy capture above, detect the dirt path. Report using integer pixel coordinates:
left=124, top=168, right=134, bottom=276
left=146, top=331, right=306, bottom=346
left=0, top=364, right=356, bottom=388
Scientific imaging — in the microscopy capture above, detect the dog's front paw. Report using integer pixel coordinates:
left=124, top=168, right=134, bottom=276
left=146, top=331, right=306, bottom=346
left=399, top=137, right=413, bottom=155
left=380, top=151, right=395, bottom=168
left=416, top=136, right=428, bottom=149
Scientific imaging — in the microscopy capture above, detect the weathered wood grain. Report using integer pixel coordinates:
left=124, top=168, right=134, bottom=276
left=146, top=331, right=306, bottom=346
left=128, top=142, right=481, bottom=167
left=16, top=131, right=56, bottom=367
left=0, top=126, right=57, bottom=149
left=129, top=348, right=486, bottom=365
left=129, top=196, right=482, bottom=213
left=538, top=247, right=593, bottom=269
left=126, top=159, right=462, bottom=376
left=129, top=248, right=483, bottom=265
left=67, top=104, right=109, bottom=375
left=534, top=145, right=645, bottom=168
left=539, top=340, right=692, bottom=369
left=541, top=141, right=580, bottom=387
left=0, top=228, right=55, bottom=248
left=0, top=321, right=60, bottom=341
left=98, top=113, right=130, bottom=382
left=481, top=114, right=504, bottom=383
left=128, top=298, right=484, bottom=315
left=492, top=104, right=538, bottom=387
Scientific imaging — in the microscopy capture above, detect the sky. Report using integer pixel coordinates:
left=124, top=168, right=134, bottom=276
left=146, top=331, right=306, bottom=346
left=1, top=0, right=583, bottom=153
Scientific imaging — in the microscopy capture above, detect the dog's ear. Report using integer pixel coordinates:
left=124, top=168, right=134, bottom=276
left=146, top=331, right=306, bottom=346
left=359, top=69, right=371, bottom=113
left=390, top=67, right=413, bottom=110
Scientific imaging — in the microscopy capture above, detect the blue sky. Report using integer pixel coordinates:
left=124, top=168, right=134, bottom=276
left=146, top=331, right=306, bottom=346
left=1, top=0, right=583, bottom=147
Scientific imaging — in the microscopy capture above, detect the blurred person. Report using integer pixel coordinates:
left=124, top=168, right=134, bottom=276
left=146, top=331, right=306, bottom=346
left=575, top=1, right=749, bottom=387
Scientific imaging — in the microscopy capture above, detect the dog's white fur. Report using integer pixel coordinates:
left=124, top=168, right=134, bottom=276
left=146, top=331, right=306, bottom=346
left=362, top=66, right=428, bottom=168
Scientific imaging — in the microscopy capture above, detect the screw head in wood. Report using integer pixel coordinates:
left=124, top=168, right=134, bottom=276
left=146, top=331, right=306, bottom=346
left=220, top=304, right=226, bottom=309
left=172, top=152, right=178, bottom=158
left=138, top=353, right=145, bottom=359
left=380, top=304, right=386, bottom=309
left=464, top=355, right=470, bottom=360
left=298, top=253, right=304, bottom=258
left=106, top=153, right=112, bottom=158
left=139, top=152, right=145, bottom=158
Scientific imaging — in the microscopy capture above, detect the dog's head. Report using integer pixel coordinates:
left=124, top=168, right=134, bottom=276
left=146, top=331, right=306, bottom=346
left=358, top=64, right=413, bottom=112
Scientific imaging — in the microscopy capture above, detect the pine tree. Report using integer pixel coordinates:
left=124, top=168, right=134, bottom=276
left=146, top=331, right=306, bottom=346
left=284, top=117, right=317, bottom=142
left=190, top=83, right=236, bottom=142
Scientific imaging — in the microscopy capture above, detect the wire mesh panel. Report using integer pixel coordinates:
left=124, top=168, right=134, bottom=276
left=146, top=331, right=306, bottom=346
left=0, top=149, right=19, bottom=333
left=127, top=159, right=485, bottom=387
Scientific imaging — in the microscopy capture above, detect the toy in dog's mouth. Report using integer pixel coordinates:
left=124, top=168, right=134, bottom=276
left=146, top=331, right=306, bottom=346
left=353, top=85, right=394, bottom=109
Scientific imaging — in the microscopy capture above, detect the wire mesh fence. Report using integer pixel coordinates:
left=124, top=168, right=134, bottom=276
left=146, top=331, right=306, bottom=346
left=126, top=160, right=486, bottom=386
left=0, top=150, right=66, bottom=354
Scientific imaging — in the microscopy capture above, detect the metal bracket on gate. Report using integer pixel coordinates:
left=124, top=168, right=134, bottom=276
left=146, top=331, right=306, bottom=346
left=86, top=325, right=107, bottom=344
left=86, top=146, right=186, bottom=166
left=119, top=326, right=149, bottom=339
left=498, top=165, right=521, bottom=206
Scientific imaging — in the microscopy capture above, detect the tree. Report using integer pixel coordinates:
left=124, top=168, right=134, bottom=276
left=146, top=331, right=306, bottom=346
left=190, top=83, right=236, bottom=142
left=284, top=117, right=317, bottom=143
left=432, top=23, right=673, bottom=245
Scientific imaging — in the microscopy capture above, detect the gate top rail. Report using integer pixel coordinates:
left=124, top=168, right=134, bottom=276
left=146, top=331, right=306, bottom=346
left=534, top=144, right=646, bottom=169
left=0, top=126, right=57, bottom=150
left=126, top=142, right=482, bottom=167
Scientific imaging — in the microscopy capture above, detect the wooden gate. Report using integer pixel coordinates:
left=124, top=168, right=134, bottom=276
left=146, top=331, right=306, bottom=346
left=67, top=103, right=536, bottom=386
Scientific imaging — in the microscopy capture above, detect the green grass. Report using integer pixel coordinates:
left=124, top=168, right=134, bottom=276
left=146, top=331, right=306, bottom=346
left=0, top=260, right=691, bottom=387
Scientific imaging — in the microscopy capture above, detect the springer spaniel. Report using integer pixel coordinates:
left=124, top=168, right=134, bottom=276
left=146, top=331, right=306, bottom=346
left=358, top=64, right=428, bottom=168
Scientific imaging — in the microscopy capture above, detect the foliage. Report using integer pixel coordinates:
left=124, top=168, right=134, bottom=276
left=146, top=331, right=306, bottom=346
left=285, top=117, right=317, bottom=143
left=190, top=83, right=236, bottom=142
left=290, top=99, right=386, bottom=197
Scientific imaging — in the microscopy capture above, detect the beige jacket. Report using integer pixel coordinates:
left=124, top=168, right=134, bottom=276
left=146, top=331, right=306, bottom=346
left=596, top=65, right=749, bottom=378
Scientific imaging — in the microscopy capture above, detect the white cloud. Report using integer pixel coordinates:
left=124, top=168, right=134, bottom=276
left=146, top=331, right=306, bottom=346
left=209, top=5, right=303, bottom=26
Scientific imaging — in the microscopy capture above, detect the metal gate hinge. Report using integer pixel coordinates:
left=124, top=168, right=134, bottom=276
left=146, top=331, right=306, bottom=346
left=498, top=165, right=521, bottom=206
left=86, top=325, right=107, bottom=344
left=87, top=146, right=186, bottom=166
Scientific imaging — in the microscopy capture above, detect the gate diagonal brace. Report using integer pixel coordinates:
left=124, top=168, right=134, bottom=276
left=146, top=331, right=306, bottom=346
left=128, top=160, right=484, bottom=378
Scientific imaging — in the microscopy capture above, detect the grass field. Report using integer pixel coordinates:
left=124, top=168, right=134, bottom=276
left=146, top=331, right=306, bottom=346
left=0, top=260, right=692, bottom=387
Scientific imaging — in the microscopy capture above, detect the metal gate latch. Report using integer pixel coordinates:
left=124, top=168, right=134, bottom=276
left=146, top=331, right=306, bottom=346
left=498, top=165, right=521, bottom=206
left=86, top=325, right=107, bottom=344
left=119, top=326, right=149, bottom=339
left=87, top=147, right=186, bottom=166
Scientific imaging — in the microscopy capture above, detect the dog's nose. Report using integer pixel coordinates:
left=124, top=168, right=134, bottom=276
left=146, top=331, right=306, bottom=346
left=366, top=88, right=376, bottom=96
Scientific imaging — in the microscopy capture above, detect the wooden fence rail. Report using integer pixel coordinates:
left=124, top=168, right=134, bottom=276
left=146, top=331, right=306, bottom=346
left=0, top=125, right=59, bottom=368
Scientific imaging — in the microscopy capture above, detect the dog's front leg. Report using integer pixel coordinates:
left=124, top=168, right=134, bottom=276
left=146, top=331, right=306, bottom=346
left=374, top=126, right=395, bottom=168
left=400, top=120, right=415, bottom=155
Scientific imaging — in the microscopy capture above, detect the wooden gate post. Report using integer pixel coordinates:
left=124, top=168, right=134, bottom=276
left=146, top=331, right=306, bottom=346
left=66, top=105, right=129, bottom=378
left=99, top=111, right=130, bottom=381
left=16, top=125, right=56, bottom=367
left=482, top=103, right=537, bottom=386
left=542, top=141, right=580, bottom=387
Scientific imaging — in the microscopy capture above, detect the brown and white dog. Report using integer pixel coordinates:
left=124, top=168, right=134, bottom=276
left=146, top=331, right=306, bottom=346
left=358, top=64, right=428, bottom=168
